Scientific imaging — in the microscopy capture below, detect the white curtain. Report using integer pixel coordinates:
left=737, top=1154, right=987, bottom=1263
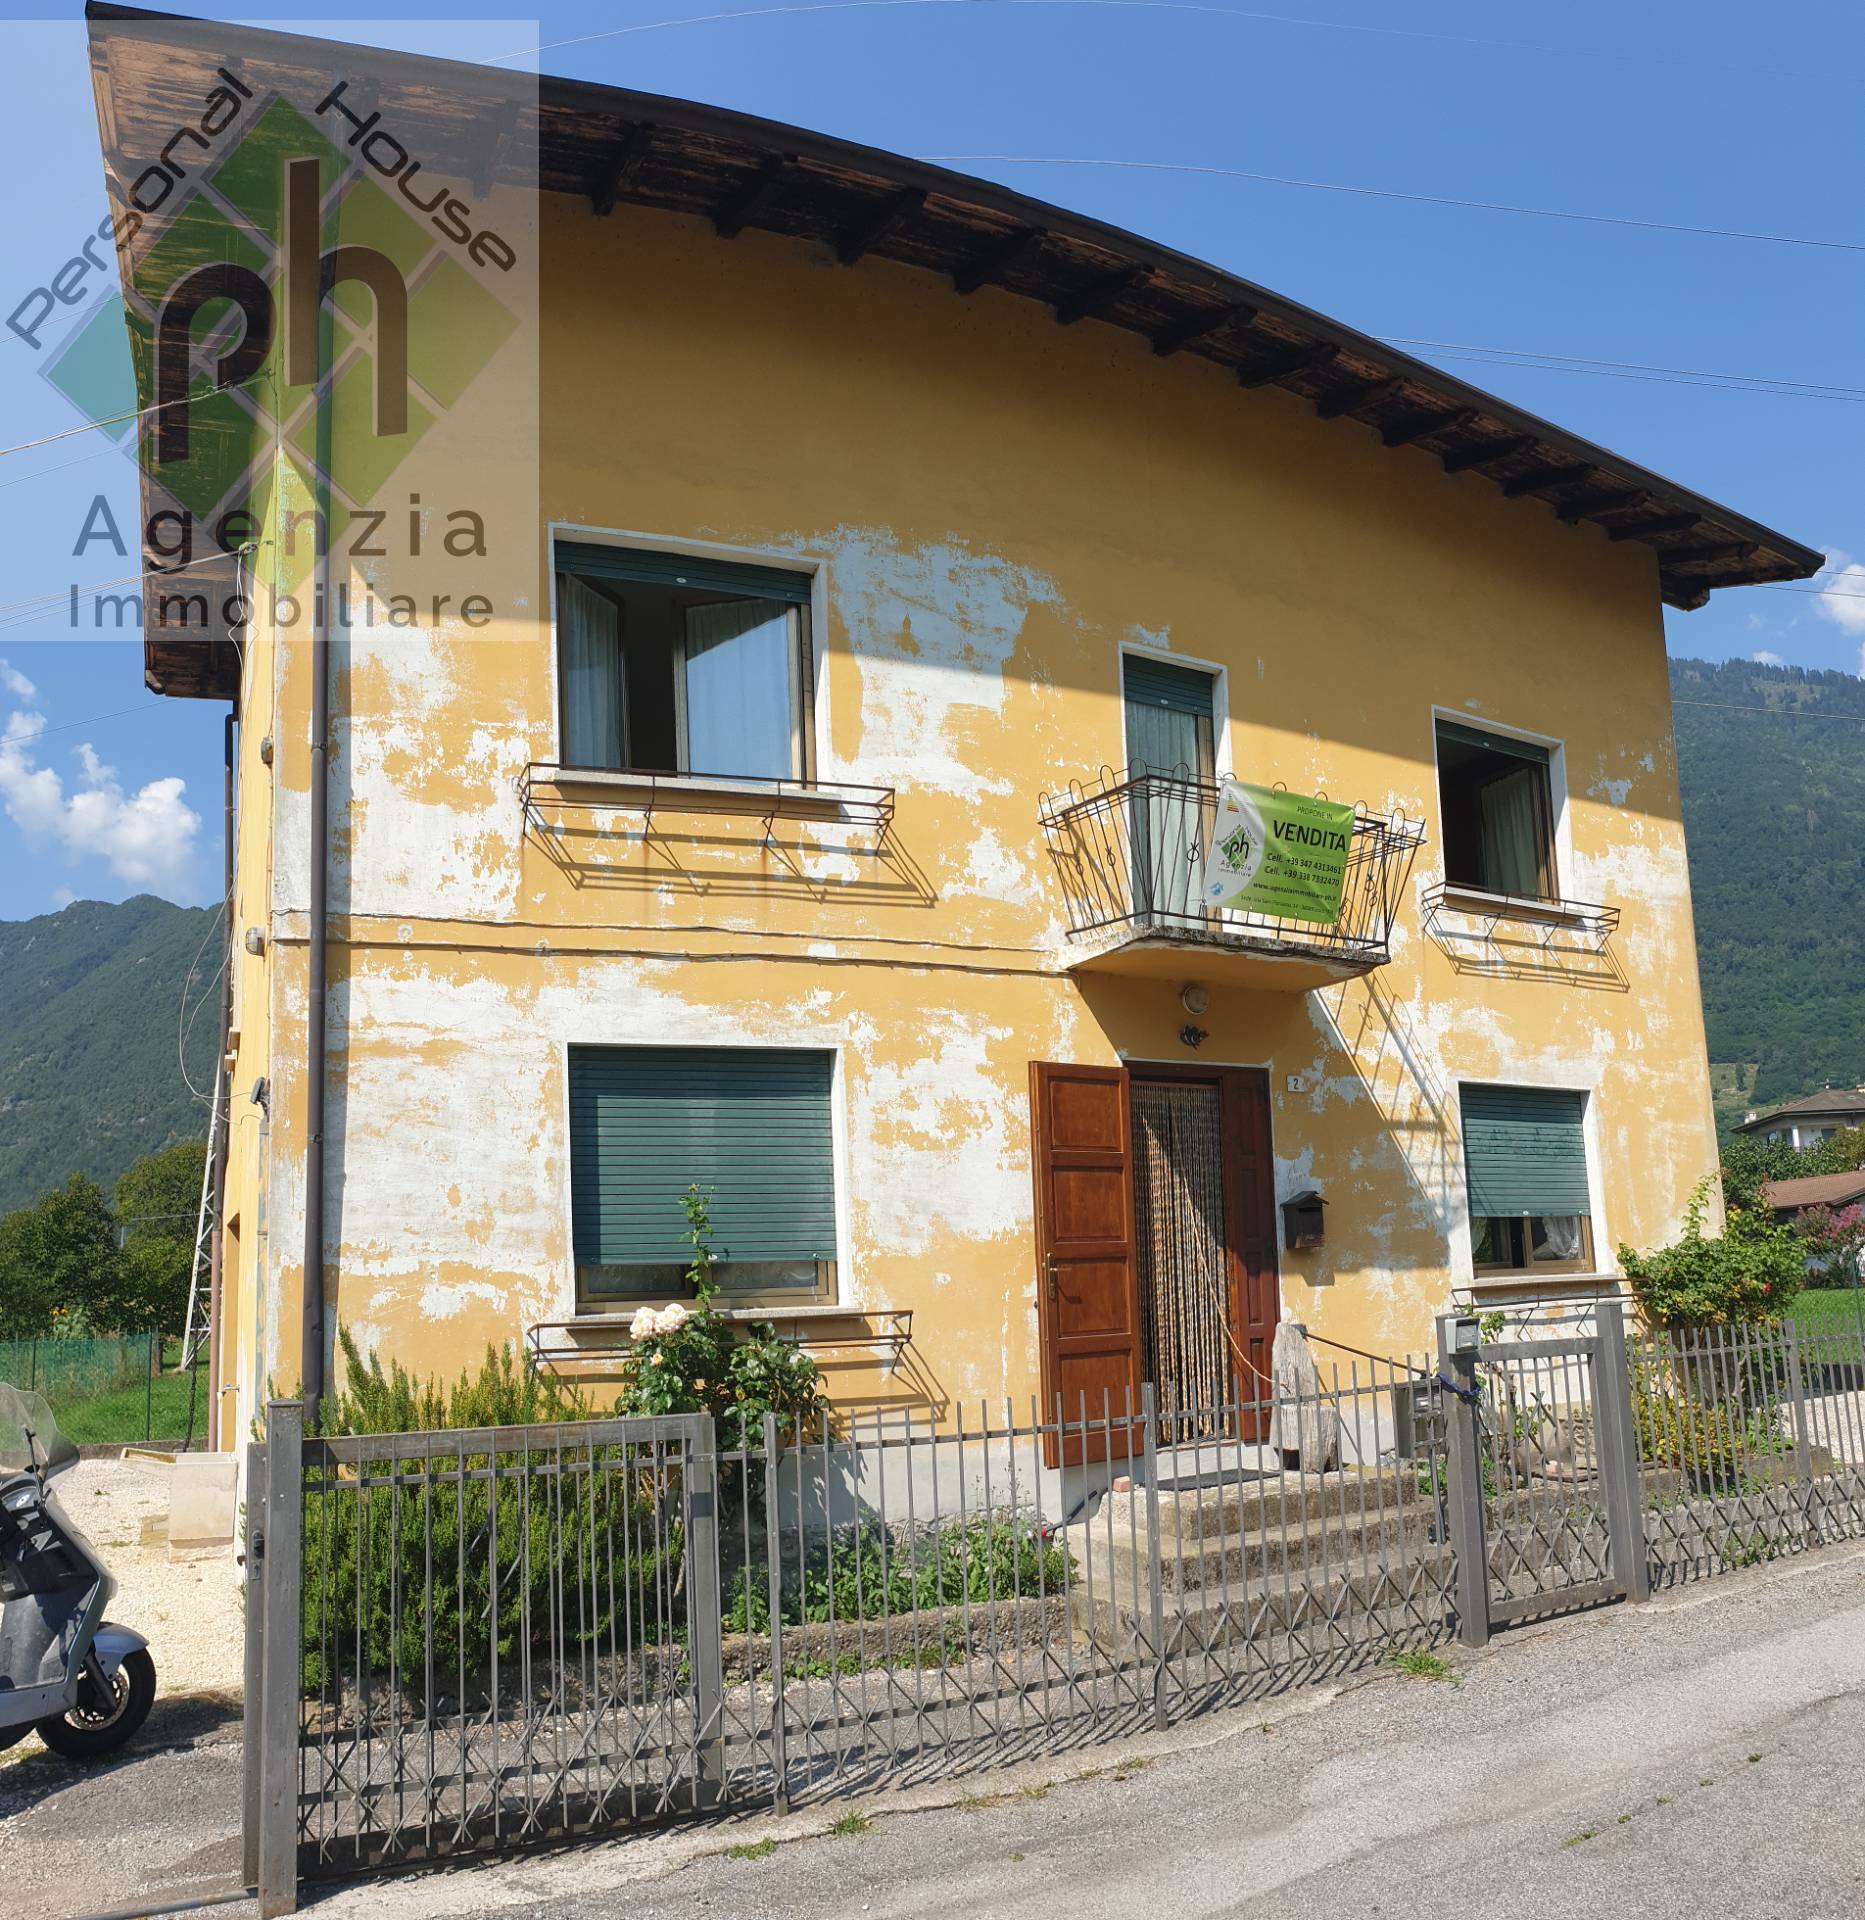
left=559, top=574, right=624, bottom=769
left=1536, top=1214, right=1584, bottom=1260
left=684, top=599, right=792, bottom=779
left=1479, top=765, right=1545, bottom=897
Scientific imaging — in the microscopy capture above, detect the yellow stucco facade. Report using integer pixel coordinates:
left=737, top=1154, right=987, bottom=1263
left=206, top=186, right=1724, bottom=1452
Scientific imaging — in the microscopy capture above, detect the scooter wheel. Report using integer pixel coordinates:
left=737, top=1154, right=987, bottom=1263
left=37, top=1650, right=156, bottom=1761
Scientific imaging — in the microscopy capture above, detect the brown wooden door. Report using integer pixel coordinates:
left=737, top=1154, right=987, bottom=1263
left=1028, top=1062, right=1144, bottom=1468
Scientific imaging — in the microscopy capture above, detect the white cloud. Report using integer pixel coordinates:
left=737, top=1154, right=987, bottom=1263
left=1810, top=549, right=1865, bottom=637
left=0, top=702, right=201, bottom=890
left=1751, top=649, right=1783, bottom=666
left=0, top=658, right=33, bottom=702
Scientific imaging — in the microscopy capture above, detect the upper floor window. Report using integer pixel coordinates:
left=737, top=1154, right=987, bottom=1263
left=1436, top=719, right=1556, bottom=900
left=1460, top=1083, right=1595, bottom=1278
left=555, top=542, right=814, bottom=781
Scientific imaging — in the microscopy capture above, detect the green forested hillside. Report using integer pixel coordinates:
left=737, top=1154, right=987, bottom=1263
left=1670, top=656, right=1865, bottom=1117
left=0, top=896, right=217, bottom=1215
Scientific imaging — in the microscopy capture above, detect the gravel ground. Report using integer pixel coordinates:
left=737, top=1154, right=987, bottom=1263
left=0, top=1453, right=244, bottom=1777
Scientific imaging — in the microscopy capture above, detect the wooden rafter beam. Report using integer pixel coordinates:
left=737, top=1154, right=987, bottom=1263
left=590, top=123, right=655, bottom=216
left=1664, top=540, right=1757, bottom=569
left=712, top=154, right=789, bottom=238
left=1609, top=511, right=1702, bottom=543
left=953, top=225, right=1043, bottom=296
left=1383, top=405, right=1476, bottom=448
left=1238, top=341, right=1338, bottom=389
left=1055, top=265, right=1148, bottom=326
left=1501, top=462, right=1594, bottom=500
left=1439, top=432, right=1537, bottom=475
left=1558, top=487, right=1648, bottom=525
left=1151, top=301, right=1257, bottom=357
left=835, top=186, right=925, bottom=265
left=1315, top=375, right=1402, bottom=422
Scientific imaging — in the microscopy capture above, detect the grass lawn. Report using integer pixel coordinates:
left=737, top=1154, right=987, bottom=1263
left=50, top=1359, right=208, bottom=1448
left=1789, top=1287, right=1865, bottom=1358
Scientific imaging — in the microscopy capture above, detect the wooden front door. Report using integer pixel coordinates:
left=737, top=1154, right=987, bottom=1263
left=1028, top=1063, right=1145, bottom=1468
left=1030, top=1061, right=1281, bottom=1463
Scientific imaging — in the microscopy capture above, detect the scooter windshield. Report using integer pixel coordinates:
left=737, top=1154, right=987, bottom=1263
left=0, top=1382, right=78, bottom=1479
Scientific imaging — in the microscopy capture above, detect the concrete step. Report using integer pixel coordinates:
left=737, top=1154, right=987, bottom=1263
left=1077, top=1500, right=1443, bottom=1600
left=1070, top=1552, right=1454, bottom=1656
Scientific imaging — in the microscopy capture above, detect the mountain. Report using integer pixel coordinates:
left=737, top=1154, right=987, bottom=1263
left=1670, top=655, right=1865, bottom=1128
left=0, top=895, right=219, bottom=1216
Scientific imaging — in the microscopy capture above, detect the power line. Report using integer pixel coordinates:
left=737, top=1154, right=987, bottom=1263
left=1387, top=340, right=1865, bottom=401
left=0, top=703, right=165, bottom=741
left=486, top=0, right=1823, bottom=98
left=1674, top=698, right=1865, bottom=725
left=917, top=154, right=1865, bottom=257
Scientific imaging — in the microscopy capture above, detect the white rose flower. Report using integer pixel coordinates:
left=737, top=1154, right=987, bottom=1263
left=629, top=1306, right=664, bottom=1340
left=658, top=1302, right=690, bottom=1334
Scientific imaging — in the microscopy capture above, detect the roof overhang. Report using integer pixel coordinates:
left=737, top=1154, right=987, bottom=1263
left=87, top=3, right=1823, bottom=705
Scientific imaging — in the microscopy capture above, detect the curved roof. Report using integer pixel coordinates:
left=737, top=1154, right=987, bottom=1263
left=88, top=3, right=1822, bottom=705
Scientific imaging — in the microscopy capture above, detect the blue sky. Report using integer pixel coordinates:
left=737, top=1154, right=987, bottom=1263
left=0, top=0, right=1859, bottom=917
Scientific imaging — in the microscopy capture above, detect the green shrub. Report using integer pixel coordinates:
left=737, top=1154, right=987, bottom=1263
left=1631, top=1352, right=1789, bottom=1492
left=300, top=1329, right=676, bottom=1695
left=1620, top=1179, right=1806, bottom=1330
left=613, top=1188, right=827, bottom=1452
left=724, top=1516, right=1071, bottom=1635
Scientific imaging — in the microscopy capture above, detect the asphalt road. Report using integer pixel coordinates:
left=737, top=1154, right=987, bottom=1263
left=11, top=1546, right=1865, bottom=1920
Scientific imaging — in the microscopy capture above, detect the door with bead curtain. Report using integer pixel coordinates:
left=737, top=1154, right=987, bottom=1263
left=1130, top=1066, right=1281, bottom=1443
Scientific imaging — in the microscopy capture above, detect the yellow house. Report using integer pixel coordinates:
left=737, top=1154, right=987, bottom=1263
left=89, top=10, right=1818, bottom=1456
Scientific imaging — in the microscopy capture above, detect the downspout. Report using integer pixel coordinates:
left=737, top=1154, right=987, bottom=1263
left=206, top=708, right=234, bottom=1448
left=298, top=156, right=333, bottom=1425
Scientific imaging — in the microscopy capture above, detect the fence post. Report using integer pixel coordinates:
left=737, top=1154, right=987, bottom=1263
left=684, top=1416, right=726, bottom=1809
left=1140, top=1383, right=1168, bottom=1729
left=146, top=1332, right=157, bottom=1446
left=241, top=1438, right=269, bottom=1891
left=762, top=1411, right=788, bottom=1815
left=1592, top=1303, right=1651, bottom=1604
left=1437, top=1316, right=1490, bottom=1648
left=257, top=1400, right=302, bottom=1917
left=1782, top=1319, right=1818, bottom=1547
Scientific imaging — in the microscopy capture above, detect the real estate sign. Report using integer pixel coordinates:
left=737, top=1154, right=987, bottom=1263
left=1202, top=782, right=1355, bottom=924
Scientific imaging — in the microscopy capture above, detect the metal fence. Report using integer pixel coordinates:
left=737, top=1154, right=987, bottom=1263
left=242, top=1298, right=1865, bottom=1913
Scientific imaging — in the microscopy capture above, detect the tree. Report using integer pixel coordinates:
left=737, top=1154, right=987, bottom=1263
left=114, top=1141, right=207, bottom=1337
left=0, top=1175, right=121, bottom=1339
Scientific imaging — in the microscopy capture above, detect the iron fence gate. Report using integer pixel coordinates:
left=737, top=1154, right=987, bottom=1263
left=1436, top=1307, right=1649, bottom=1644
left=244, top=1407, right=726, bottom=1902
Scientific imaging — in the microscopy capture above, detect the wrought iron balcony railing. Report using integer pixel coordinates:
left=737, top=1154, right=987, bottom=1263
left=1038, top=766, right=1426, bottom=980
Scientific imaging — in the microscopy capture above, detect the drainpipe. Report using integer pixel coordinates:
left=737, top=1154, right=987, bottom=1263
left=300, top=185, right=335, bottom=1426
left=207, top=709, right=234, bottom=1447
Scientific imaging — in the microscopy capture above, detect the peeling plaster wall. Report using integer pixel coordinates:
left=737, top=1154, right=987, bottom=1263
left=226, top=196, right=1724, bottom=1436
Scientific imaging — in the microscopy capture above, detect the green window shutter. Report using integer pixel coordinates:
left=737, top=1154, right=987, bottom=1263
left=1436, top=719, right=1551, bottom=766
left=557, top=541, right=810, bottom=605
left=1460, top=1085, right=1591, bottom=1217
left=1122, top=656, right=1215, bottom=719
left=569, top=1046, right=837, bottom=1266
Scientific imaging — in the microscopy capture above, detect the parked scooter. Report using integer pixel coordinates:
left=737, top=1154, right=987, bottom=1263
left=0, top=1381, right=156, bottom=1758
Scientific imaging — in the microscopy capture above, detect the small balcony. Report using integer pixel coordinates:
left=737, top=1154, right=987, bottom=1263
left=1039, top=768, right=1426, bottom=990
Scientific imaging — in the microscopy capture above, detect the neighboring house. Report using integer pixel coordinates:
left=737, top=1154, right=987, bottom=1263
left=1762, top=1172, right=1865, bottom=1280
left=1736, top=1090, right=1865, bottom=1153
left=90, top=11, right=1821, bottom=1458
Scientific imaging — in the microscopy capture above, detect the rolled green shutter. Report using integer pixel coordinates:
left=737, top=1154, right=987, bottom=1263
left=1459, top=1085, right=1591, bottom=1216
left=1436, top=719, right=1551, bottom=766
left=556, top=541, right=810, bottom=605
left=1122, top=656, right=1215, bottom=718
left=569, top=1046, right=837, bottom=1266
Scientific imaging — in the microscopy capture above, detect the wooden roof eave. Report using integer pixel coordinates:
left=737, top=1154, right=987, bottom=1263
left=88, top=0, right=1821, bottom=708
